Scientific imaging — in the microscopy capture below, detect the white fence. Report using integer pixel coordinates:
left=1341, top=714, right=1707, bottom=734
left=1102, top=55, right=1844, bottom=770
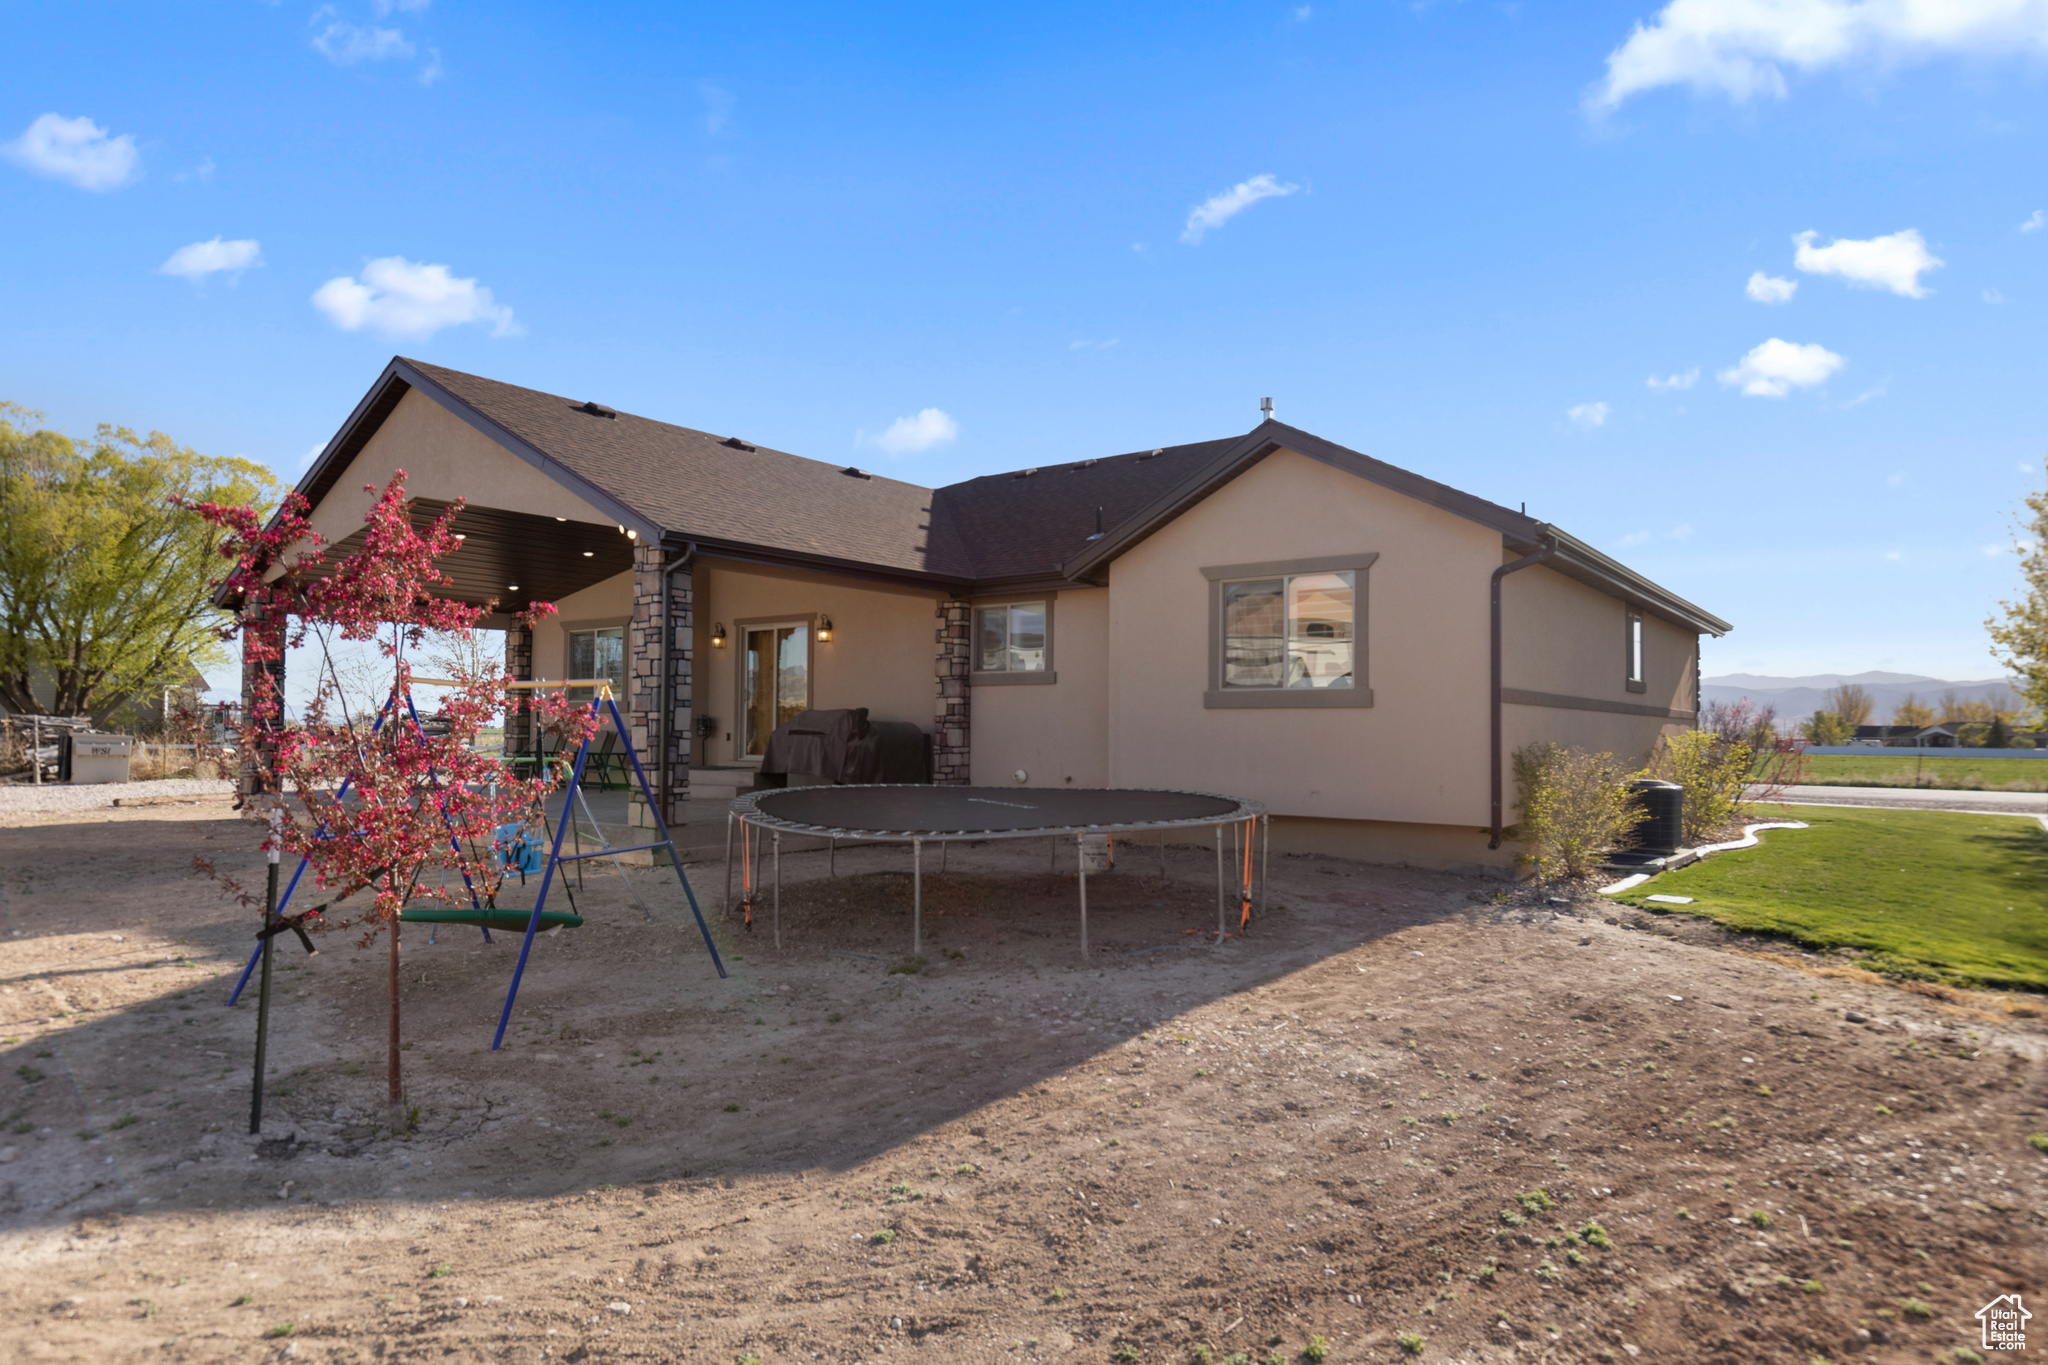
left=1801, top=745, right=2048, bottom=758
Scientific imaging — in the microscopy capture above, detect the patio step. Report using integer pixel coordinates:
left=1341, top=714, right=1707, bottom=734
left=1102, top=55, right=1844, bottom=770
left=687, top=769, right=746, bottom=800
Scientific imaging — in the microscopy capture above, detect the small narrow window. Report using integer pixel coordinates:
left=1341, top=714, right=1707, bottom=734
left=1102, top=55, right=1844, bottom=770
left=1625, top=609, right=1645, bottom=693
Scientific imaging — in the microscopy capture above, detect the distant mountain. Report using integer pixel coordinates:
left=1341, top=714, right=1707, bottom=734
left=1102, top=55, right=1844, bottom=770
left=1700, top=672, right=2020, bottom=723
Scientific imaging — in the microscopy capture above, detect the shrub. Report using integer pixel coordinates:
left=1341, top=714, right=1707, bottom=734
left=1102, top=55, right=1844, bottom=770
left=1645, top=730, right=1753, bottom=841
left=1513, top=743, right=1645, bottom=878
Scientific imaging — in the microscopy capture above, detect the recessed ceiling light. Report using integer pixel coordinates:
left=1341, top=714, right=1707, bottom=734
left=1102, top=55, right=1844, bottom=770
left=555, top=517, right=567, bottom=522
left=582, top=551, right=594, bottom=557
left=453, top=533, right=465, bottom=540
left=508, top=584, right=519, bottom=591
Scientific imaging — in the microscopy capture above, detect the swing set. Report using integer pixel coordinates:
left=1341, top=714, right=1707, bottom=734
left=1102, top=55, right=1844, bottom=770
left=227, top=674, right=726, bottom=1052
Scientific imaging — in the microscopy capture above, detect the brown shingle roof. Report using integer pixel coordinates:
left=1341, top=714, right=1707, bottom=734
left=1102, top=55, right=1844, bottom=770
left=400, top=358, right=964, bottom=577
left=394, top=358, right=1234, bottom=584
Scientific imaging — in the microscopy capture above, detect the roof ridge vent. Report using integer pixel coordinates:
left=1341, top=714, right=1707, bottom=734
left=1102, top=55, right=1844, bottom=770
left=1012, top=467, right=1038, bottom=479
left=841, top=466, right=873, bottom=480
left=720, top=436, right=756, bottom=451
left=1137, top=447, right=1164, bottom=460
left=1068, top=458, right=1098, bottom=473
left=576, top=401, right=617, bottom=419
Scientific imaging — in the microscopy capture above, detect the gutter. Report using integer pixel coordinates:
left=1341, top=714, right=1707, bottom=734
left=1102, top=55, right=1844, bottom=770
left=1490, top=532, right=1557, bottom=849
left=658, top=542, right=696, bottom=821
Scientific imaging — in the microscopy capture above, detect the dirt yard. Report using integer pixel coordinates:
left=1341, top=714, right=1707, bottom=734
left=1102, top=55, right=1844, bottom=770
left=1, top=802, right=2043, bottom=1364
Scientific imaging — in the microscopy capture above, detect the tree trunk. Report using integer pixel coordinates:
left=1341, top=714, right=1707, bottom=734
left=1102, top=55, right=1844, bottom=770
left=388, top=915, right=403, bottom=1115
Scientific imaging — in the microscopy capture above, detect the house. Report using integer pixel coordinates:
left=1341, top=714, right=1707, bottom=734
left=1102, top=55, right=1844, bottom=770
left=258, top=357, right=1728, bottom=872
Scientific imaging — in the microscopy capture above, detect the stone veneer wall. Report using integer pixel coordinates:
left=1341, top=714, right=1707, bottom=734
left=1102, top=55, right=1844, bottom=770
left=627, top=544, right=693, bottom=827
left=236, top=602, right=287, bottom=798
left=503, top=623, right=532, bottom=759
left=932, top=596, right=971, bottom=784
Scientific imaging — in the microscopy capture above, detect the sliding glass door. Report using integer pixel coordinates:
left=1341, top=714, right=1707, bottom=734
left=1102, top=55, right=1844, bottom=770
left=742, top=623, right=810, bottom=757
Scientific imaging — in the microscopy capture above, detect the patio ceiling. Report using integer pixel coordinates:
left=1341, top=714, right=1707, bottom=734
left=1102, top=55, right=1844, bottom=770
left=315, top=497, right=637, bottom=619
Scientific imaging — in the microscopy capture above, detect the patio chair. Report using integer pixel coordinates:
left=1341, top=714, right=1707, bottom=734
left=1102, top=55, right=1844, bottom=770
left=584, top=730, right=628, bottom=790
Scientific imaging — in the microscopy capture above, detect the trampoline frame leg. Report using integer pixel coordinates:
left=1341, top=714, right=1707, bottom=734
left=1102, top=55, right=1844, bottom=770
left=772, top=830, right=782, bottom=951
left=1260, top=814, right=1270, bottom=919
left=912, top=838, right=923, bottom=956
left=829, top=837, right=836, bottom=877
left=1159, top=830, right=1167, bottom=881
left=723, top=811, right=734, bottom=917
left=1215, top=825, right=1225, bottom=941
left=1077, top=832, right=1088, bottom=960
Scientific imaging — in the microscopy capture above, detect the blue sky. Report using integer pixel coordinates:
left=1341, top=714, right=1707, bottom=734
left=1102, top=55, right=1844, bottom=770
left=5, top=0, right=2047, bottom=691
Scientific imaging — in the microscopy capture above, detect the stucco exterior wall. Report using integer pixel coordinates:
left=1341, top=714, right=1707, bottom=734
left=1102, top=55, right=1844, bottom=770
left=304, top=388, right=613, bottom=545
left=1500, top=561, right=1698, bottom=768
left=968, top=587, right=1110, bottom=788
left=691, top=561, right=942, bottom=767
left=530, top=570, right=635, bottom=688
left=1104, top=447, right=1504, bottom=829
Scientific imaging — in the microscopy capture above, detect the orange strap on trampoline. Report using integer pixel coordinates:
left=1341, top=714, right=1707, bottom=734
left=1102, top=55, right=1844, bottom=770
left=1238, top=817, right=1255, bottom=931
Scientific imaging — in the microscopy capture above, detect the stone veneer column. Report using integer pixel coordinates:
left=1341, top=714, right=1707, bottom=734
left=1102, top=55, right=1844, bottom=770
left=237, top=601, right=287, bottom=798
left=503, top=623, right=533, bottom=760
left=627, top=544, right=692, bottom=828
left=932, top=596, right=971, bottom=785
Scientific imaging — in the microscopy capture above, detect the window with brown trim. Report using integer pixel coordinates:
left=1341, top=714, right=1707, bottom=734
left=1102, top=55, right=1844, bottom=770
left=971, top=598, right=1056, bottom=686
left=1202, top=552, right=1376, bottom=708
left=1625, top=609, right=1646, bottom=693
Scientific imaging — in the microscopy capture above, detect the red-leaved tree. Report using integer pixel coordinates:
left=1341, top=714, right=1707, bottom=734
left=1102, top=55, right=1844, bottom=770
left=181, top=473, right=599, bottom=1113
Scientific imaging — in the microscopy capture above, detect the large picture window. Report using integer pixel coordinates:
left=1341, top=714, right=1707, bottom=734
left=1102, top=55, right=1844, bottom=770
left=972, top=599, right=1055, bottom=685
left=1203, top=553, right=1376, bottom=708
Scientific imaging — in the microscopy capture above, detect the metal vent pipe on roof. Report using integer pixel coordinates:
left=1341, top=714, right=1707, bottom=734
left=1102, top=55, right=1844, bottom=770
left=1260, top=397, right=1275, bottom=422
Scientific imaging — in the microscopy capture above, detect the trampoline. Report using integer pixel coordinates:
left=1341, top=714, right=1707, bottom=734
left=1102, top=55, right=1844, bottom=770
left=724, top=785, right=1268, bottom=958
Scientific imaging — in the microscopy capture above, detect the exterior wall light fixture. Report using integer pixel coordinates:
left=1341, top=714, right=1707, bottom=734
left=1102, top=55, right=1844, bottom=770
left=817, top=616, right=834, bottom=642
left=712, top=622, right=727, bottom=647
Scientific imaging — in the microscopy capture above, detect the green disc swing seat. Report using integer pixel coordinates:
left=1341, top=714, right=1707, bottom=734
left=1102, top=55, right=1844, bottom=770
left=397, top=906, right=585, bottom=932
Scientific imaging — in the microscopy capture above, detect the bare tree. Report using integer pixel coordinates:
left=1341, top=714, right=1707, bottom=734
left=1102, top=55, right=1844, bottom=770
left=1825, top=683, right=1873, bottom=730
left=1890, top=692, right=1933, bottom=728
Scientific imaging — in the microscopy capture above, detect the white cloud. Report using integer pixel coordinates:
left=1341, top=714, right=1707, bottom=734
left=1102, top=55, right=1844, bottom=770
left=1590, top=0, right=2048, bottom=109
left=1746, top=271, right=1797, bottom=303
left=418, top=48, right=444, bottom=86
left=1068, top=338, right=1120, bottom=351
left=1181, top=174, right=1300, bottom=244
left=313, top=21, right=414, bottom=65
left=1793, top=228, right=1941, bottom=297
left=1566, top=401, right=1611, bottom=429
left=1618, top=530, right=1653, bottom=547
left=1646, top=368, right=1699, bottom=391
left=1885, top=471, right=1905, bottom=486
left=298, top=442, right=327, bottom=472
left=1841, top=382, right=1887, bottom=407
left=373, top=0, right=431, bottom=12
left=1294, top=5, right=1314, bottom=18
left=2023, top=210, right=2047, bottom=233
left=1885, top=550, right=1903, bottom=561
left=1983, top=543, right=2008, bottom=556
left=2, top=113, right=140, bottom=191
left=1668, top=522, right=1695, bottom=540
left=867, top=408, right=959, bottom=455
left=1984, top=288, right=2007, bottom=304
left=159, top=237, right=262, bottom=283
left=174, top=157, right=216, bottom=184
left=1717, top=337, right=1846, bottom=397
left=311, top=256, right=522, bottom=339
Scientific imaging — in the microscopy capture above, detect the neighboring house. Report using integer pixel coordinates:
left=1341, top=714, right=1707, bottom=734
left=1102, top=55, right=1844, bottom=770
left=0, top=661, right=209, bottom=733
left=258, top=358, right=1729, bottom=872
left=1851, top=724, right=1928, bottom=747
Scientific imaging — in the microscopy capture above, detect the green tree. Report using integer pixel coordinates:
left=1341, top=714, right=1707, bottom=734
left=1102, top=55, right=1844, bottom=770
left=1989, top=460, right=2048, bottom=718
left=1802, top=710, right=1852, bottom=746
left=0, top=402, right=278, bottom=717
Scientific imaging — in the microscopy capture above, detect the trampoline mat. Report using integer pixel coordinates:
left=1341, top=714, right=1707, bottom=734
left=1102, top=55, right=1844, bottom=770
left=746, top=785, right=1246, bottom=836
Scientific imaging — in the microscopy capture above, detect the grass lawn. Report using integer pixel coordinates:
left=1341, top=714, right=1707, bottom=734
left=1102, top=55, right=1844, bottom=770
left=1610, top=806, right=2048, bottom=990
left=1787, top=753, right=2048, bottom=791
